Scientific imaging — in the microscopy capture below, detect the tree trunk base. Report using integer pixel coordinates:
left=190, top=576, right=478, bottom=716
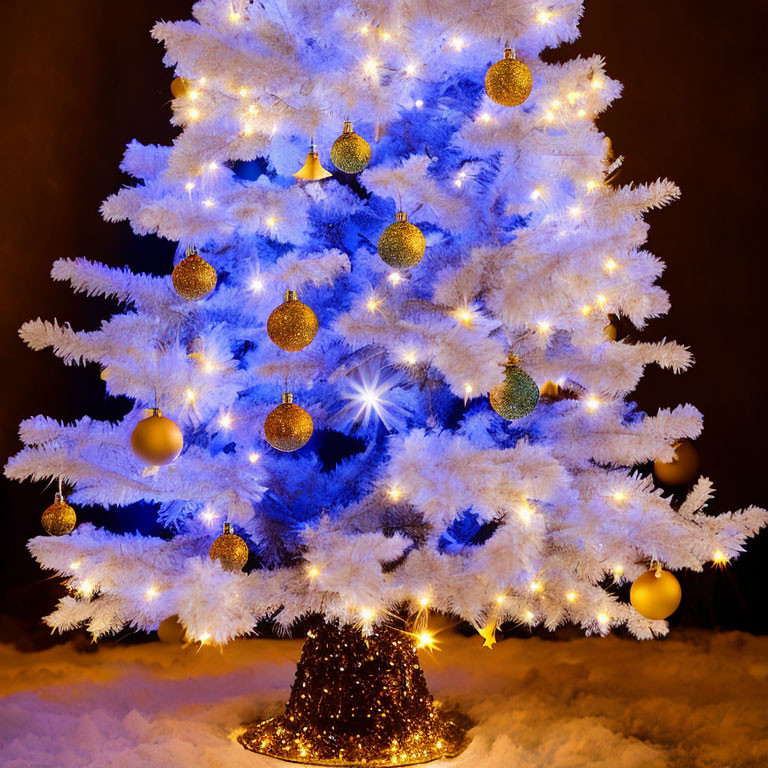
left=238, top=620, right=469, bottom=766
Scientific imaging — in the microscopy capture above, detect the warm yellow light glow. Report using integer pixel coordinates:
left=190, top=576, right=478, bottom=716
left=418, top=596, right=430, bottom=607
left=531, top=188, right=542, bottom=200
left=537, top=10, right=552, bottom=23
left=464, top=383, right=473, bottom=395
left=379, top=30, right=392, bottom=40
left=450, top=37, right=464, bottom=51
left=250, top=276, right=264, bottom=292
left=578, top=109, right=587, bottom=118
left=713, top=550, right=729, bottom=566
left=612, top=491, right=627, bottom=502
left=403, top=351, right=417, bottom=365
left=360, top=607, right=376, bottom=621
left=203, top=359, right=216, bottom=373
left=415, top=630, right=437, bottom=650
left=592, top=77, right=603, bottom=90
left=566, top=592, right=578, bottom=603
left=405, top=63, right=417, bottom=76
left=229, top=11, right=241, bottom=22
left=219, top=414, right=233, bottom=429
left=146, top=586, right=159, bottom=600
left=455, top=308, right=473, bottom=325
left=188, top=108, right=201, bottom=121
left=545, top=110, right=555, bottom=122
left=387, top=271, right=403, bottom=286
left=566, top=91, right=581, bottom=104
left=613, top=564, right=624, bottom=576
left=517, top=501, right=534, bottom=524
left=248, top=452, right=260, bottom=463
left=604, top=258, right=618, bottom=272
left=363, top=58, right=380, bottom=77
left=70, top=560, right=82, bottom=571
left=238, top=87, right=248, bottom=97
left=414, top=99, right=424, bottom=108
left=184, top=388, right=196, bottom=402
left=360, top=25, right=369, bottom=34
left=247, top=104, right=258, bottom=114
left=581, top=305, right=592, bottom=316
left=366, top=297, right=380, bottom=312
left=198, top=631, right=212, bottom=644
left=208, top=161, right=218, bottom=170
left=595, top=294, right=607, bottom=307
left=597, top=612, right=610, bottom=625
left=189, top=89, right=200, bottom=100
left=388, top=487, right=402, bottom=501
left=266, top=216, right=277, bottom=228
left=79, top=580, right=95, bottom=598
left=308, top=566, right=320, bottom=578
left=585, top=396, right=600, bottom=412
left=524, top=610, right=535, bottom=622
left=478, top=112, right=491, bottom=123
left=586, top=180, right=598, bottom=190
left=201, top=508, right=217, bottom=524
left=185, top=181, right=196, bottom=191
left=496, top=594, right=506, bottom=604
left=203, top=198, right=215, bottom=207
left=551, top=99, right=562, bottom=109
left=537, top=320, right=551, bottom=333
left=569, top=206, right=582, bottom=217
left=199, top=77, right=207, bottom=85
left=529, top=581, right=543, bottom=593
left=242, top=124, right=255, bottom=136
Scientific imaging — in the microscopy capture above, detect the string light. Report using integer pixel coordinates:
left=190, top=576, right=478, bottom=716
left=308, top=566, right=320, bottom=578
left=203, top=359, right=216, bottom=374
left=249, top=276, right=264, bottom=292
left=566, top=91, right=581, bottom=104
left=569, top=206, right=582, bottom=217
left=199, top=77, right=207, bottom=85
left=415, top=630, right=437, bottom=650
left=418, top=596, right=430, bottom=608
left=185, top=181, right=196, bottom=191
left=604, top=258, right=618, bottom=272
left=366, top=297, right=380, bottom=312
left=238, top=87, right=248, bottom=97
left=613, top=564, right=624, bottom=576
left=188, top=108, right=201, bottom=121
left=203, top=198, right=215, bottom=207
left=595, top=294, right=607, bottom=307
left=537, top=10, right=552, bottom=23
left=360, top=607, right=376, bottom=622
left=360, top=25, right=369, bottom=34
left=265, top=216, right=277, bottom=228
left=612, top=491, right=627, bottom=502
left=379, top=30, right=392, bottom=40
left=388, top=487, right=402, bottom=501
left=403, top=351, right=417, bottom=365
left=388, top=272, right=403, bottom=286
left=201, top=508, right=217, bottom=524
left=242, top=124, right=255, bottom=136
left=597, top=612, right=610, bottom=625
left=145, top=586, right=160, bottom=600
left=405, top=63, right=417, bottom=76
left=566, top=592, right=578, bottom=603
left=592, top=77, right=603, bottom=90
left=544, top=110, right=555, bottom=122
left=219, top=413, right=233, bottom=429
left=713, top=550, right=729, bottom=566
left=464, top=383, right=473, bottom=395
left=198, top=631, right=212, bottom=644
left=79, top=580, right=95, bottom=598
left=581, top=305, right=592, bottom=316
left=363, top=58, right=380, bottom=77
left=184, top=388, right=196, bottom=402
left=478, top=112, right=491, bottom=123
left=247, top=104, right=258, bottom=114
left=248, top=452, right=260, bottom=463
left=449, top=37, right=465, bottom=51
left=189, top=89, right=200, bottom=100
left=70, top=560, right=81, bottom=570
left=414, top=99, right=424, bottom=108
left=529, top=581, right=543, bottom=593
left=577, top=109, right=587, bottom=118
left=208, top=161, right=218, bottom=170
left=229, top=11, right=241, bottom=22
left=531, top=188, right=542, bottom=200
left=454, top=308, right=473, bottom=325
left=585, top=396, right=600, bottom=412
left=586, top=180, right=598, bottom=191
left=524, top=610, right=535, bottom=622
left=496, top=595, right=506, bottom=604
left=517, top=501, right=534, bottom=524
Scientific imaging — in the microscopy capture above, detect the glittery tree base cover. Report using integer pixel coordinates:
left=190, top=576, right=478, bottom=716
left=238, top=621, right=468, bottom=766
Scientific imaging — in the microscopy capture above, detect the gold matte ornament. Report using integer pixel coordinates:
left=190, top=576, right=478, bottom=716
left=209, top=522, right=249, bottom=571
left=131, top=408, right=184, bottom=465
left=294, top=144, right=333, bottom=181
left=653, top=439, right=700, bottom=486
left=489, top=356, right=539, bottom=420
left=267, top=290, right=319, bottom=352
left=264, top=393, right=313, bottom=452
left=42, top=494, right=77, bottom=536
left=377, top=212, right=426, bottom=269
left=172, top=247, right=217, bottom=301
left=330, top=121, right=371, bottom=173
left=485, top=48, right=533, bottom=107
left=170, top=76, right=191, bottom=99
left=630, top=567, right=682, bottom=620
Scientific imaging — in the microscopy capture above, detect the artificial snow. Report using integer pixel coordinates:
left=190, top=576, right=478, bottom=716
left=1, top=628, right=766, bottom=767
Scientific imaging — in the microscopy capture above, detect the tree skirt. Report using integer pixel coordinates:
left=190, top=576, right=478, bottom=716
left=1, top=629, right=766, bottom=768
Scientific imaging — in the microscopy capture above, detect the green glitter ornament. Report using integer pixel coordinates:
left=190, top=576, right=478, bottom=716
left=489, top=355, right=539, bottom=420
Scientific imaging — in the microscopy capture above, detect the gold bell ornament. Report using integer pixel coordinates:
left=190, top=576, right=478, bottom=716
left=264, top=393, right=313, bottom=452
left=42, top=491, right=77, bottom=536
left=172, top=246, right=217, bottom=301
left=630, top=565, right=682, bottom=620
left=378, top=211, right=426, bottom=269
left=653, top=439, right=700, bottom=487
left=209, top=522, right=250, bottom=572
left=131, top=408, right=184, bottom=465
left=485, top=48, right=533, bottom=107
left=330, top=121, right=371, bottom=173
left=170, top=76, right=191, bottom=99
left=267, top=290, right=319, bottom=352
left=293, top=143, right=332, bottom=181
left=489, top=354, right=540, bottom=420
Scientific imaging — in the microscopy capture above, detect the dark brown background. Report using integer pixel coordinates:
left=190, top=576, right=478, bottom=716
left=1, top=0, right=766, bottom=644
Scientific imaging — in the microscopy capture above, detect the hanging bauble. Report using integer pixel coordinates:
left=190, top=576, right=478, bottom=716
left=630, top=567, right=682, bottom=620
left=604, top=317, right=618, bottom=341
left=170, top=76, right=191, bottom=99
left=172, top=246, right=217, bottom=301
left=330, top=121, right=371, bottom=173
left=131, top=408, right=184, bottom=465
left=41, top=494, right=77, bottom=536
left=293, top=144, right=332, bottom=181
left=157, top=615, right=186, bottom=644
left=485, top=48, right=533, bottom=107
left=489, top=355, right=539, bottom=420
left=209, top=522, right=249, bottom=572
left=378, top=212, right=426, bottom=269
left=267, top=290, right=319, bottom=352
left=264, top=393, right=313, bottom=452
left=653, top=439, right=700, bottom=486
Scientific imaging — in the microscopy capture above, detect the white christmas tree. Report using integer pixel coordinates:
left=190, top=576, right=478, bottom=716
left=6, top=0, right=766, bottom=763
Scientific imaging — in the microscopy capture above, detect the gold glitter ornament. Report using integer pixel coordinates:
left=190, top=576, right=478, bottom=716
left=484, top=48, right=533, bottom=107
left=264, top=393, right=313, bottom=452
left=131, top=408, right=184, bottom=465
left=172, top=247, right=217, bottom=301
left=630, top=566, right=682, bottom=620
left=209, top=522, right=249, bottom=571
left=170, top=76, right=191, bottom=99
left=267, top=290, right=319, bottom=352
left=238, top=620, right=468, bottom=766
left=41, top=493, right=77, bottom=536
left=377, top=211, right=426, bottom=269
left=653, top=439, right=700, bottom=486
left=489, top=355, right=539, bottom=420
left=330, top=121, right=371, bottom=173
left=294, top=144, right=333, bottom=181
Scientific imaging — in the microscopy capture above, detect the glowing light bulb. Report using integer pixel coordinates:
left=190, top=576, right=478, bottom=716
left=517, top=501, right=534, bottom=524
left=238, top=87, right=248, bottom=97
left=713, top=550, right=729, bottom=565
left=414, top=99, right=424, bottom=108
left=70, top=560, right=81, bottom=570
left=360, top=607, right=376, bottom=621
left=249, top=277, right=264, bottom=293
left=388, top=487, right=402, bottom=501
left=566, top=592, right=578, bottom=603
left=265, top=216, right=277, bottom=228
left=613, top=564, right=624, bottom=576
left=189, top=89, right=200, bottom=100
left=248, top=452, right=260, bottom=463
left=597, top=612, right=610, bottom=625
left=551, top=99, right=562, bottom=109
left=595, top=294, right=607, bottom=307
left=360, top=25, right=369, bottom=34
left=203, top=359, right=216, bottom=374
left=567, top=91, right=581, bottom=104
left=585, top=396, right=600, bottom=412
left=450, top=36, right=464, bottom=51
left=184, top=388, right=196, bottom=402
left=247, top=104, right=258, bottom=114
left=578, top=109, right=587, bottom=118
left=418, top=596, right=430, bottom=608
left=612, top=491, right=627, bottom=502
left=403, top=351, right=417, bottom=365
left=592, top=77, right=603, bottom=90
left=364, top=58, right=380, bottom=77
left=537, top=320, right=552, bottom=334
left=366, top=297, right=380, bottom=312
left=229, top=11, right=241, bottom=22
left=201, top=509, right=216, bottom=524
left=198, top=631, right=212, bottom=644
left=203, top=198, right=215, bottom=207
left=199, top=77, right=207, bottom=85
left=586, top=180, right=598, bottom=190
left=581, top=305, right=592, bottom=316
left=242, top=124, right=255, bottom=136
left=145, top=586, right=159, bottom=600
left=531, top=188, right=542, bottom=200
left=496, top=595, right=506, bottom=604
left=405, top=63, right=417, bottom=76
left=530, top=581, right=543, bottom=593
left=185, top=181, right=196, bottom=192
left=188, top=108, right=201, bottom=121
left=464, top=383, right=473, bottom=395
left=415, top=630, right=436, bottom=649
left=379, top=30, right=392, bottom=40
left=545, top=110, right=555, bottom=122
left=308, top=566, right=320, bottom=578
left=388, top=272, right=403, bottom=286
left=79, top=580, right=95, bottom=598
left=524, top=610, right=535, bottom=622
left=208, top=161, right=218, bottom=171
left=569, top=206, right=582, bottom=217
left=479, top=112, right=491, bottom=123
left=219, top=414, right=233, bottom=429
left=604, top=258, right=618, bottom=273
left=537, top=10, right=552, bottom=23
left=455, top=308, right=473, bottom=325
